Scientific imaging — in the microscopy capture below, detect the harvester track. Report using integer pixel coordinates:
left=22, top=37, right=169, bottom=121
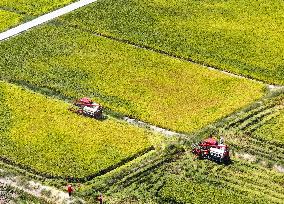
left=220, top=94, right=284, bottom=166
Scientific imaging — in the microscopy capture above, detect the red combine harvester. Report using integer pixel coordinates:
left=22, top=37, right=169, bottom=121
left=192, top=137, right=230, bottom=164
left=69, top=97, right=103, bottom=119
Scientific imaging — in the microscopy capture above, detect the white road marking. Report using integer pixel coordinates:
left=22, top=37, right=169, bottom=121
left=0, top=0, right=97, bottom=41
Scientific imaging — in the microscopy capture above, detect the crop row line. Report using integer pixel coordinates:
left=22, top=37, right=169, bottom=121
left=0, top=6, right=28, bottom=15
left=0, top=146, right=154, bottom=183
left=224, top=104, right=276, bottom=129
left=223, top=95, right=284, bottom=130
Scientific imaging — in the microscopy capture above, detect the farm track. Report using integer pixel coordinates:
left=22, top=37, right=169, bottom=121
left=0, top=0, right=98, bottom=41
left=0, top=169, right=85, bottom=204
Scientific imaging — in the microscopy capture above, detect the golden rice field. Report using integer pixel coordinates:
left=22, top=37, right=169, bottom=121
left=0, top=24, right=266, bottom=133
left=0, top=81, right=152, bottom=178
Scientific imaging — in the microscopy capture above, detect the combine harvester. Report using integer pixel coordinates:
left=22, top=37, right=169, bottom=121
left=69, top=97, right=103, bottom=119
left=192, top=137, right=230, bottom=164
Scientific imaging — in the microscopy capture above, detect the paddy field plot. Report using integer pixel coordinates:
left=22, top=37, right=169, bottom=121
left=144, top=156, right=284, bottom=204
left=0, top=81, right=152, bottom=178
left=254, top=108, right=284, bottom=144
left=0, top=0, right=74, bottom=31
left=60, top=0, right=284, bottom=85
left=86, top=146, right=284, bottom=204
left=0, top=10, right=23, bottom=32
left=0, top=24, right=266, bottom=133
left=219, top=91, right=284, bottom=145
left=0, top=0, right=75, bottom=16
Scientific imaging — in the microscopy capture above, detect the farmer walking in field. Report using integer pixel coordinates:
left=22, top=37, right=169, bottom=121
left=67, top=184, right=74, bottom=197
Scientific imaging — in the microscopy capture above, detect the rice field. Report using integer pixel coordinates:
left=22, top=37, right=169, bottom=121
left=0, top=0, right=74, bottom=31
left=60, top=0, right=284, bottom=85
left=0, top=0, right=75, bottom=16
left=254, top=108, right=284, bottom=144
left=0, top=10, right=23, bottom=32
left=0, top=81, right=152, bottom=178
left=83, top=147, right=284, bottom=204
left=0, top=24, right=266, bottom=133
left=1, top=1, right=283, bottom=203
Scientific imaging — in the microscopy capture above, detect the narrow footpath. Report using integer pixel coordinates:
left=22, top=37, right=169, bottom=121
left=0, top=169, right=85, bottom=204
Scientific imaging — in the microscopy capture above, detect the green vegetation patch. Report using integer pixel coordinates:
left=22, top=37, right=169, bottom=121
left=0, top=10, right=22, bottom=32
left=0, top=0, right=75, bottom=16
left=254, top=108, right=284, bottom=144
left=0, top=24, right=265, bottom=132
left=0, top=81, right=151, bottom=177
left=83, top=150, right=284, bottom=204
left=0, top=0, right=74, bottom=31
left=214, top=92, right=284, bottom=153
left=60, top=0, right=284, bottom=85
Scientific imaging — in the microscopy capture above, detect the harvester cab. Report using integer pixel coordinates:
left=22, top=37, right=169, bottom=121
left=192, top=137, right=230, bottom=164
left=69, top=97, right=103, bottom=119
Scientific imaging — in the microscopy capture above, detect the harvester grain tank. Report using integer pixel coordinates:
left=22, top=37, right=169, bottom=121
left=192, top=137, right=230, bottom=163
left=69, top=97, right=103, bottom=119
